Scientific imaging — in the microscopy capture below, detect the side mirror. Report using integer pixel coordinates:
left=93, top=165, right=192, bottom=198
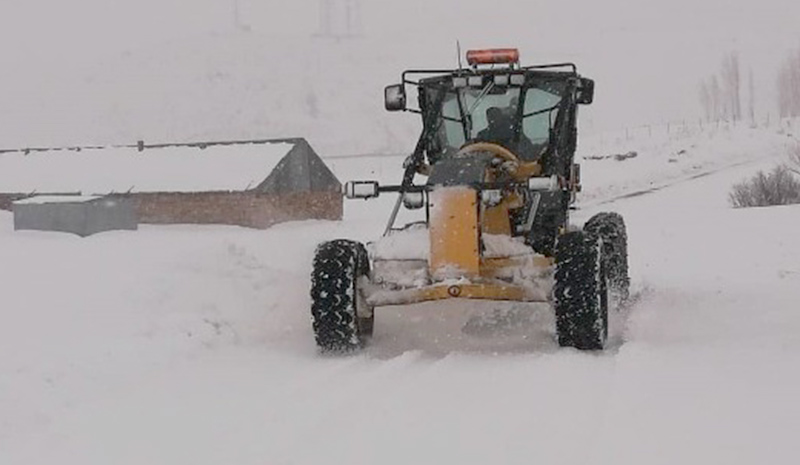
left=384, top=84, right=406, bottom=111
left=576, top=78, right=594, bottom=105
left=402, top=191, right=425, bottom=210
left=344, top=181, right=380, bottom=199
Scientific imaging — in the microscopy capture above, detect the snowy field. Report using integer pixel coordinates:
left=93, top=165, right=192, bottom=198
left=2, top=124, right=800, bottom=464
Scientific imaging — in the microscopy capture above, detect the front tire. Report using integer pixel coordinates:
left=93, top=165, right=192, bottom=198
left=310, top=240, right=374, bottom=352
left=554, top=231, right=608, bottom=350
left=584, top=212, right=630, bottom=303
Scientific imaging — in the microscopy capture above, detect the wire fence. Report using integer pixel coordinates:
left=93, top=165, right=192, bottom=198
left=587, top=116, right=800, bottom=147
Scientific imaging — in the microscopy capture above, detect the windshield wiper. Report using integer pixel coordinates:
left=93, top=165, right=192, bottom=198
left=522, top=102, right=560, bottom=119
left=465, top=81, right=495, bottom=120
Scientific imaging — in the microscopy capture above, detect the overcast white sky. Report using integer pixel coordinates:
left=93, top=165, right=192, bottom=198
left=0, top=0, right=798, bottom=143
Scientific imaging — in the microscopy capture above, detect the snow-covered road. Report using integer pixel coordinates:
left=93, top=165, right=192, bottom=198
left=2, top=134, right=800, bottom=464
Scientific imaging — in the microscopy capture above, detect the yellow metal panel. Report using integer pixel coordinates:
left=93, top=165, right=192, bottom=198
left=482, top=201, right=512, bottom=235
left=429, top=187, right=480, bottom=280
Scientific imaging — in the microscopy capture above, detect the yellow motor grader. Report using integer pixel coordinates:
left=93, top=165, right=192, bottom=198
left=311, top=49, right=629, bottom=351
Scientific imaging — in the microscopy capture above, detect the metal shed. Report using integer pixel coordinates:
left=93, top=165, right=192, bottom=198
left=13, top=195, right=138, bottom=236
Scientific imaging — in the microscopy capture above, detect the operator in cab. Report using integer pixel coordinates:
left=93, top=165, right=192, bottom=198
left=476, top=106, right=540, bottom=162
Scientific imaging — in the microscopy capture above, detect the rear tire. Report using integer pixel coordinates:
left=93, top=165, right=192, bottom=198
left=584, top=212, right=630, bottom=302
left=310, top=240, right=374, bottom=352
left=554, top=231, right=608, bottom=350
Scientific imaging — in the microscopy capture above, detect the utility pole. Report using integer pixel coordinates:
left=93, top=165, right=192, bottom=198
left=233, top=0, right=250, bottom=32
left=316, top=0, right=362, bottom=39
left=344, top=0, right=362, bottom=37
left=318, top=0, right=332, bottom=37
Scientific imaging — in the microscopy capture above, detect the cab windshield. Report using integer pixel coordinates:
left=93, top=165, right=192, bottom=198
left=426, top=80, right=565, bottom=162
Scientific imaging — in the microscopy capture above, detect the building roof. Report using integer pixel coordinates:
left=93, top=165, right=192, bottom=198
left=0, top=139, right=302, bottom=194
left=13, top=195, right=103, bottom=205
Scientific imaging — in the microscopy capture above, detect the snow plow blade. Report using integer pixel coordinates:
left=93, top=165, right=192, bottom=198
left=366, top=281, right=551, bottom=307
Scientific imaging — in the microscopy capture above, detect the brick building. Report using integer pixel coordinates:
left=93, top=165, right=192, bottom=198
left=0, top=138, right=342, bottom=228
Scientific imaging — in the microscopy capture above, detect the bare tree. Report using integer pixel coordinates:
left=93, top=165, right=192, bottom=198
left=699, top=80, right=712, bottom=122
left=778, top=48, right=800, bottom=118
left=711, top=75, right=722, bottom=121
left=748, top=68, right=755, bottom=125
left=699, top=53, right=743, bottom=124
left=720, top=51, right=741, bottom=121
